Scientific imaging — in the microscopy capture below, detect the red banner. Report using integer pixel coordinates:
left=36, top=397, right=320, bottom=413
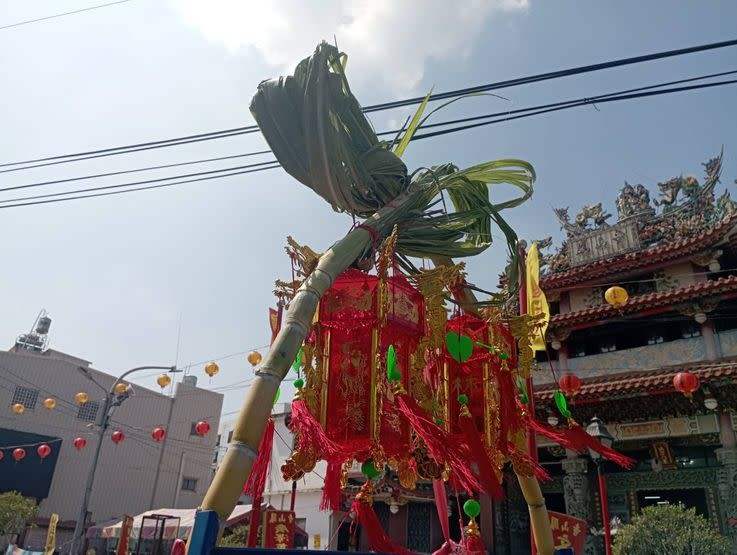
left=547, top=511, right=587, bottom=553
left=262, top=510, right=295, bottom=549
left=116, top=515, right=134, bottom=555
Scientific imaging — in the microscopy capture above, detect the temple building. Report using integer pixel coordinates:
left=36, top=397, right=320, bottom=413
left=526, top=151, right=737, bottom=554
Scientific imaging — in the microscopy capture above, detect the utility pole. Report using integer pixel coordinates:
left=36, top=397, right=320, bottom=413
left=68, top=365, right=177, bottom=555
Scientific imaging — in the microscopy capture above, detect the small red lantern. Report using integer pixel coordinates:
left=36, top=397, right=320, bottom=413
left=195, top=421, right=210, bottom=437
left=0, top=450, right=4, bottom=461
left=37, top=444, right=51, bottom=459
left=559, top=373, right=581, bottom=397
left=111, top=430, right=125, bottom=444
left=674, top=371, right=700, bottom=398
left=73, top=437, right=87, bottom=450
left=152, top=427, right=166, bottom=442
left=13, top=448, right=26, bottom=462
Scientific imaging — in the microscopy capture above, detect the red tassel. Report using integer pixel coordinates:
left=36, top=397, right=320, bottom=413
left=526, top=417, right=635, bottom=469
left=395, top=393, right=480, bottom=493
left=320, top=460, right=343, bottom=512
left=290, top=398, right=345, bottom=461
left=243, top=418, right=275, bottom=496
left=562, top=424, right=636, bottom=469
left=496, top=370, right=522, bottom=453
left=351, top=498, right=417, bottom=555
left=458, top=414, right=504, bottom=499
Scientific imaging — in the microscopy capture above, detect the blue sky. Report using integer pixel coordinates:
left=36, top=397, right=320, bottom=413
left=0, top=1, right=735, bottom=416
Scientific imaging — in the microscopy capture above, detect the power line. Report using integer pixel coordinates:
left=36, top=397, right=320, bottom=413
left=1, top=74, right=735, bottom=210
left=2, top=37, right=736, bottom=170
left=0, top=0, right=133, bottom=31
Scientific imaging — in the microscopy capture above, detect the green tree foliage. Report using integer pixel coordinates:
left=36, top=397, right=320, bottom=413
left=218, top=525, right=249, bottom=547
left=613, top=504, right=730, bottom=555
left=0, top=491, right=38, bottom=547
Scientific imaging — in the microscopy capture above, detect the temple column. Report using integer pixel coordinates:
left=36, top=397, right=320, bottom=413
left=701, top=319, right=718, bottom=360
left=715, top=410, right=737, bottom=549
left=562, top=451, right=596, bottom=555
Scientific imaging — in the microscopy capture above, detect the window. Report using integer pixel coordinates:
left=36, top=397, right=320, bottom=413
left=227, top=430, right=233, bottom=443
left=11, top=386, right=39, bottom=410
left=77, top=401, right=100, bottom=422
left=190, top=422, right=198, bottom=436
left=181, top=477, right=198, bottom=492
left=681, top=322, right=702, bottom=338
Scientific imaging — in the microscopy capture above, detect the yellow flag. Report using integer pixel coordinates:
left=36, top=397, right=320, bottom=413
left=526, top=242, right=550, bottom=352
left=44, top=513, right=58, bottom=555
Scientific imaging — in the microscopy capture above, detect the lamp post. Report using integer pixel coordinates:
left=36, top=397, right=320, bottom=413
left=69, top=365, right=178, bottom=555
left=586, top=416, right=614, bottom=555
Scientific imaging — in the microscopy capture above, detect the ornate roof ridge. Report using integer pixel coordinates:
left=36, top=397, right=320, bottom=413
left=541, top=211, right=737, bottom=289
left=549, top=273, right=737, bottom=328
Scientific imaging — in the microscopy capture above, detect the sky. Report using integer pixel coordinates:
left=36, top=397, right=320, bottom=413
left=0, top=0, right=736, bottom=417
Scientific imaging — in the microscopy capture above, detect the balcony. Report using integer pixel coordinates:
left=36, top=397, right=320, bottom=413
left=566, top=336, right=706, bottom=379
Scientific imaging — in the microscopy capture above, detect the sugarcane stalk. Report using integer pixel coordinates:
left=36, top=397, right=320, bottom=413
left=200, top=177, right=434, bottom=521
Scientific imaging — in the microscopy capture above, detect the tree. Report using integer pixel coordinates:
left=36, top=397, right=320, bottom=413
left=0, top=491, right=38, bottom=549
left=613, top=504, right=730, bottom=555
left=202, top=41, right=553, bottom=553
left=218, top=525, right=248, bottom=547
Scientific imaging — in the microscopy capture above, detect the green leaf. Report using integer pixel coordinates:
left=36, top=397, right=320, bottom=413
left=446, top=331, right=473, bottom=362
left=292, top=347, right=303, bottom=375
left=274, top=387, right=281, bottom=405
left=387, top=345, right=397, bottom=378
left=517, top=378, right=529, bottom=404
left=554, top=390, right=571, bottom=418
left=394, top=90, right=432, bottom=158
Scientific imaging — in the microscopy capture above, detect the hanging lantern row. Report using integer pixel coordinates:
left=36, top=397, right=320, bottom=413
left=0, top=443, right=54, bottom=462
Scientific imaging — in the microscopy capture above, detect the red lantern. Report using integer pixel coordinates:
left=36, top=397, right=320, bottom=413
left=674, top=371, right=700, bottom=398
left=73, top=437, right=87, bottom=450
left=13, top=448, right=26, bottom=461
left=37, top=444, right=51, bottom=459
left=0, top=450, right=4, bottom=461
left=195, top=421, right=210, bottom=436
left=111, top=430, right=125, bottom=444
left=559, top=373, right=581, bottom=397
left=152, top=427, right=166, bottom=442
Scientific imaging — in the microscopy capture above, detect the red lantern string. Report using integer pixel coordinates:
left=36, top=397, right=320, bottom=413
left=111, top=430, right=125, bottom=444
left=195, top=421, right=210, bottom=437
left=73, top=437, right=87, bottom=450
left=152, top=427, right=166, bottom=442
left=13, top=448, right=26, bottom=462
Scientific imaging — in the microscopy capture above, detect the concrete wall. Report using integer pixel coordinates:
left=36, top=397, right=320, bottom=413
left=0, top=348, right=222, bottom=524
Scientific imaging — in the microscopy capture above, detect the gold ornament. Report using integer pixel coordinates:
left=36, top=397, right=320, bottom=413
left=12, top=403, right=24, bottom=414
left=204, top=362, right=219, bottom=377
left=605, top=285, right=629, bottom=308
left=114, top=383, right=129, bottom=396
left=75, top=392, right=89, bottom=405
left=398, top=458, right=418, bottom=490
left=465, top=518, right=480, bottom=537
left=156, top=374, right=171, bottom=388
left=247, top=351, right=262, bottom=366
left=43, top=398, right=56, bottom=409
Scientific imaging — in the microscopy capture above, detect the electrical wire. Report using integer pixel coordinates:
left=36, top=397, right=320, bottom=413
left=0, top=0, right=133, bottom=31
left=2, top=37, right=736, bottom=170
left=2, top=75, right=736, bottom=210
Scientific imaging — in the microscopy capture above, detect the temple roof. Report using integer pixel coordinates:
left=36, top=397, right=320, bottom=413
left=537, top=151, right=737, bottom=288
left=548, top=273, right=737, bottom=330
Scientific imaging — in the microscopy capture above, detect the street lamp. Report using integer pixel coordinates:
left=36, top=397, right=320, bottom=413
left=586, top=416, right=614, bottom=555
left=69, top=365, right=178, bottom=555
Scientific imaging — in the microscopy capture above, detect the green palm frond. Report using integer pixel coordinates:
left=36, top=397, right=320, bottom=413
left=250, top=41, right=535, bottom=302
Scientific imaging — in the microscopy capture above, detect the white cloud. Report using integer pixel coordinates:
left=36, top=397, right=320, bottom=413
left=171, top=0, right=528, bottom=96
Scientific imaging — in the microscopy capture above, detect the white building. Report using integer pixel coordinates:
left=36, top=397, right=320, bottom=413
left=0, top=346, right=222, bottom=552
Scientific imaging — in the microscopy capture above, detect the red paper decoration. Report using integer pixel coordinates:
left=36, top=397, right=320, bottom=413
left=195, top=421, right=210, bottom=436
left=13, top=448, right=26, bottom=461
left=152, top=427, right=166, bottom=442
left=37, top=444, right=51, bottom=459
left=73, top=437, right=87, bottom=450
left=111, top=430, right=125, bottom=444
left=674, top=371, right=700, bottom=397
left=558, top=373, right=582, bottom=397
